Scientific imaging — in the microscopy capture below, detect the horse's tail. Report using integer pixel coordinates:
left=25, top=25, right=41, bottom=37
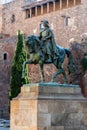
left=64, top=48, right=75, bottom=74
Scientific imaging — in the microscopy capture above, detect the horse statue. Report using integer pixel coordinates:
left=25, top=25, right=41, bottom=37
left=22, top=35, right=75, bottom=83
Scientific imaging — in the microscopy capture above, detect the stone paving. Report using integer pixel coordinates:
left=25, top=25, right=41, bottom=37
left=0, top=127, right=10, bottom=130
left=0, top=119, right=10, bottom=130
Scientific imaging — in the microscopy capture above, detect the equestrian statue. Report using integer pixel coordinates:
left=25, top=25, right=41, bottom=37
left=22, top=20, right=75, bottom=83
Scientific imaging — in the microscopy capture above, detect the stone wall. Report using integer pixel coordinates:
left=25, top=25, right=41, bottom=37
left=69, top=38, right=87, bottom=96
left=0, top=5, right=2, bottom=33
left=2, top=0, right=24, bottom=36
left=2, top=0, right=87, bottom=47
left=0, top=37, right=16, bottom=119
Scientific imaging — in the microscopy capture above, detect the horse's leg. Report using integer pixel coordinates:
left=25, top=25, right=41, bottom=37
left=61, top=68, right=68, bottom=83
left=51, top=62, right=68, bottom=83
left=51, top=62, right=61, bottom=82
left=39, top=63, right=45, bottom=82
left=51, top=69, right=63, bottom=82
left=22, top=60, right=31, bottom=78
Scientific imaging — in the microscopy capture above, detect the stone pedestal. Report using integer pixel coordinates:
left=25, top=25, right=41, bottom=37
left=11, top=83, right=87, bottom=130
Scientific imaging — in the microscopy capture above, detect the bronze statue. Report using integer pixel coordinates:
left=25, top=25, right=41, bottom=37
left=39, top=20, right=59, bottom=62
left=22, top=20, right=75, bottom=83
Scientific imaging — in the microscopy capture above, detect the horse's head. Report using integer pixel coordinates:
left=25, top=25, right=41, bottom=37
left=24, top=35, right=35, bottom=53
left=25, top=35, right=35, bottom=46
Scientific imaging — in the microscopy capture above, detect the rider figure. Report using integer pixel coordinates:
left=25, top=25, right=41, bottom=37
left=39, top=20, right=58, bottom=62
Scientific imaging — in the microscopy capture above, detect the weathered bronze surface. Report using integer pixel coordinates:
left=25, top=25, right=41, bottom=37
left=22, top=20, right=75, bottom=83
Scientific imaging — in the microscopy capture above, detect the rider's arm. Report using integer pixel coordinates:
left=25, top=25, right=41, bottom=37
left=43, top=29, right=52, bottom=41
left=46, top=32, right=52, bottom=39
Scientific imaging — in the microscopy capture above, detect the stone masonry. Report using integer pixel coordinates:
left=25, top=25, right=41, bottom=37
left=0, top=5, right=2, bottom=33
left=11, top=83, right=87, bottom=130
left=0, top=37, right=16, bottom=119
left=2, top=0, right=87, bottom=47
left=0, top=0, right=87, bottom=118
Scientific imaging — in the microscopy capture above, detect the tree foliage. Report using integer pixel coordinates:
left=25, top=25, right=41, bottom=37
left=10, top=30, right=29, bottom=99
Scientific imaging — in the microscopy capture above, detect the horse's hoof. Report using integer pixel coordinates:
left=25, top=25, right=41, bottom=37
left=39, top=80, right=44, bottom=83
left=51, top=79, right=55, bottom=82
left=64, top=80, right=68, bottom=84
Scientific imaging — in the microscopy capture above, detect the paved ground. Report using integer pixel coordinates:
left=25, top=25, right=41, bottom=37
left=0, top=127, right=10, bottom=130
left=0, top=119, right=10, bottom=130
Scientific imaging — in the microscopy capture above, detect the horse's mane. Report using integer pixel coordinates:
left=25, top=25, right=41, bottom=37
left=29, top=35, right=37, bottom=40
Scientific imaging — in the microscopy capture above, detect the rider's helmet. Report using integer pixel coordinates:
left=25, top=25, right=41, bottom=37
left=41, top=20, right=49, bottom=27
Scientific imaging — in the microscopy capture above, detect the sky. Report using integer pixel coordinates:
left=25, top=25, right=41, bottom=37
left=0, top=0, right=42, bottom=4
left=0, top=0, right=13, bottom=4
left=0, top=0, right=2, bottom=4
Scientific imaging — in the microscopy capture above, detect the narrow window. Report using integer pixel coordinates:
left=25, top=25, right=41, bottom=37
left=65, top=17, right=70, bottom=26
left=37, top=6, right=41, bottom=16
left=43, top=3, right=47, bottom=14
left=62, top=0, right=67, bottom=9
left=26, top=9, right=30, bottom=18
left=31, top=7, right=35, bottom=17
left=3, top=53, right=7, bottom=60
left=55, top=0, right=60, bottom=11
left=68, top=0, right=74, bottom=7
left=76, top=0, right=81, bottom=5
left=49, top=2, right=53, bottom=12
left=11, top=14, right=15, bottom=23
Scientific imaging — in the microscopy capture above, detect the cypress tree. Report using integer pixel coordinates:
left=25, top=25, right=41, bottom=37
left=10, top=30, right=29, bottom=99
